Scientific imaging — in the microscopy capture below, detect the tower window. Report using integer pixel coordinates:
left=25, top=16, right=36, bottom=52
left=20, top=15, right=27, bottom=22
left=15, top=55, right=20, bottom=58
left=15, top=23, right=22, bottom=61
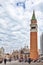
left=31, top=27, right=36, bottom=29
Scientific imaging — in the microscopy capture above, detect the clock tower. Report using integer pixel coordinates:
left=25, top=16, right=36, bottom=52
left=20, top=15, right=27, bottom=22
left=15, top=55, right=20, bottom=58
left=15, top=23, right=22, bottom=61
left=30, top=11, right=38, bottom=60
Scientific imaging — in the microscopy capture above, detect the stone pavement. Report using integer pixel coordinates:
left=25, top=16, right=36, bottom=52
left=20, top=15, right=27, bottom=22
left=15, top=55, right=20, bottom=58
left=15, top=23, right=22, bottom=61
left=0, top=61, right=43, bottom=65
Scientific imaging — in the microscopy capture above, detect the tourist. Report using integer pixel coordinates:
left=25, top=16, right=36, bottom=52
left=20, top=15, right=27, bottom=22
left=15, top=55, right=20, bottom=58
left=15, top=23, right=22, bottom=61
left=4, top=58, right=7, bottom=65
left=28, top=58, right=31, bottom=64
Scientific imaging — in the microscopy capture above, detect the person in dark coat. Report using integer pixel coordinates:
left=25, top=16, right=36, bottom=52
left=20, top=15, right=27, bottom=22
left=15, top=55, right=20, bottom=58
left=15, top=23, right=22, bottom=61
left=4, top=58, right=7, bottom=65
left=28, top=58, right=31, bottom=64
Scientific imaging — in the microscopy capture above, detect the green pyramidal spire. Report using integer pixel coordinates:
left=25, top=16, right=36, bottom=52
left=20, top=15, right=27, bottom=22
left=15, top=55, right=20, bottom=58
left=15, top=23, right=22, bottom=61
left=32, top=10, right=36, bottom=20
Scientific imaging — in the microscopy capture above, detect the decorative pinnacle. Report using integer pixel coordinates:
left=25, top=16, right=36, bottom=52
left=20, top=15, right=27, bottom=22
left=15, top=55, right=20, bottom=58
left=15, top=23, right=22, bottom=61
left=32, top=10, right=36, bottom=20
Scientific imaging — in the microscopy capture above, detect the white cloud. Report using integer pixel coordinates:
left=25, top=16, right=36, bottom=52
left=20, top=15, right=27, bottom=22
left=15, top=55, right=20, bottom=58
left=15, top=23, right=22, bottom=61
left=0, top=18, right=8, bottom=28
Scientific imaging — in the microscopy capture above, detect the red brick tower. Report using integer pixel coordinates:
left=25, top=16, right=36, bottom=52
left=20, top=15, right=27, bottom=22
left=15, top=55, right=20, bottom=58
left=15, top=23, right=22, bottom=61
left=30, top=10, right=38, bottom=60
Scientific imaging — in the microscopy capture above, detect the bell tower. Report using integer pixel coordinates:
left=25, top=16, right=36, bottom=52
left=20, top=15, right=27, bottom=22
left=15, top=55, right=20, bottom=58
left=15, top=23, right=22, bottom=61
left=30, top=10, right=38, bottom=60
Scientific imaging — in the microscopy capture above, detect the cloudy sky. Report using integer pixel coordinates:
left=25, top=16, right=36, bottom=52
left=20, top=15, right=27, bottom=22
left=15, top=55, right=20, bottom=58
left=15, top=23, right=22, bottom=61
left=0, top=0, right=43, bottom=53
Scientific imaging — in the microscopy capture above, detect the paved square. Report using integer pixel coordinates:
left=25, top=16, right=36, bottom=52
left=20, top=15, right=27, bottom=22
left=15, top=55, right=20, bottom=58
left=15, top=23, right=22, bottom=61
left=0, top=61, right=43, bottom=65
